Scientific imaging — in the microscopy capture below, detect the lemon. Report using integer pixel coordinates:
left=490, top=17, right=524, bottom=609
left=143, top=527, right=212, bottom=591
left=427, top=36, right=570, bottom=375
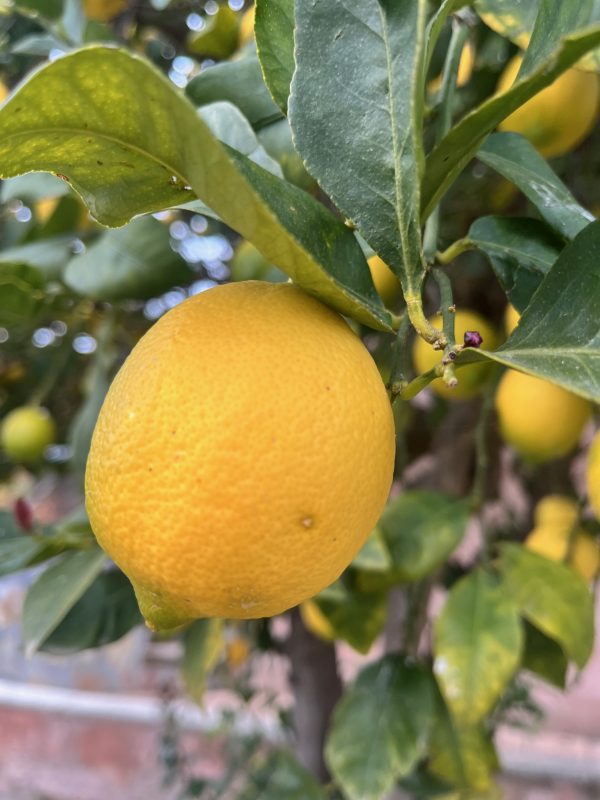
left=504, top=304, right=520, bottom=336
left=35, top=197, right=59, bottom=224
left=226, top=635, right=250, bottom=669
left=239, top=5, right=255, bottom=46
left=586, top=431, right=600, bottom=520
left=1, top=406, right=56, bottom=463
left=495, top=370, right=591, bottom=462
left=497, top=55, right=600, bottom=159
left=525, top=495, right=599, bottom=582
left=300, top=600, right=335, bottom=642
left=367, top=256, right=401, bottom=308
left=86, top=281, right=395, bottom=628
left=412, top=310, right=500, bottom=400
left=84, top=0, right=127, bottom=21
left=0, top=81, right=8, bottom=104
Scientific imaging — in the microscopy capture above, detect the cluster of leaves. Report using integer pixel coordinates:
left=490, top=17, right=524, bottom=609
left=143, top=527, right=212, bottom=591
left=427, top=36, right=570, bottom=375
left=1, top=0, right=600, bottom=798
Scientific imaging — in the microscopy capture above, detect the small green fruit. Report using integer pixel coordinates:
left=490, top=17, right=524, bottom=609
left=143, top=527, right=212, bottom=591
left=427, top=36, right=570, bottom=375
left=1, top=406, right=56, bottom=463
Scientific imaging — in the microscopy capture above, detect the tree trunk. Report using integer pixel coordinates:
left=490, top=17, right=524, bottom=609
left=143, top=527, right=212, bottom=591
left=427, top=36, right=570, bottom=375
left=287, top=607, right=343, bottom=781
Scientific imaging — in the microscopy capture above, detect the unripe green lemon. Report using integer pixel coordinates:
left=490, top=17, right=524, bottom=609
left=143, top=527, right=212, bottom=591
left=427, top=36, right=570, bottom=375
left=586, top=431, right=600, bottom=520
left=412, top=310, right=500, bottom=400
left=1, top=406, right=56, bottom=463
left=495, top=371, right=591, bottom=462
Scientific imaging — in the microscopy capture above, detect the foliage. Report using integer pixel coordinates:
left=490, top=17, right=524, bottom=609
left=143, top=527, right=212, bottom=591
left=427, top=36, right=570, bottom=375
left=0, top=1, right=599, bottom=798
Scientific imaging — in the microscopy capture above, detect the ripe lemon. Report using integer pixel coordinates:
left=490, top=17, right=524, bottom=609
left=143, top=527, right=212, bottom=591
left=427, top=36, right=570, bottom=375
left=526, top=495, right=599, bottom=582
left=504, top=304, right=520, bottom=336
left=586, top=431, right=600, bottom=520
left=300, top=600, right=335, bottom=642
left=1, top=406, right=56, bottom=463
left=239, top=5, right=255, bottom=46
left=84, top=0, right=127, bottom=21
left=367, top=256, right=401, bottom=308
left=86, top=281, right=395, bottom=628
left=495, top=370, right=591, bottom=462
left=225, top=635, right=250, bottom=669
left=0, top=81, right=8, bottom=104
left=497, top=55, right=600, bottom=159
left=412, top=310, right=500, bottom=400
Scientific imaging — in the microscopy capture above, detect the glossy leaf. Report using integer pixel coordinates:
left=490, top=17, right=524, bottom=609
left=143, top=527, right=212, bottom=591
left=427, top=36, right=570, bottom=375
left=425, top=0, right=470, bottom=71
left=422, top=25, right=600, bottom=219
left=239, top=749, right=325, bottom=800
left=312, top=581, right=386, bottom=654
left=186, top=55, right=282, bottom=129
left=326, top=656, right=434, bottom=800
left=0, top=47, right=390, bottom=330
left=467, top=216, right=562, bottom=312
left=460, top=220, right=600, bottom=400
left=499, top=543, right=594, bottom=668
left=22, top=546, right=106, bottom=657
left=182, top=618, right=223, bottom=703
left=255, top=0, right=295, bottom=113
left=521, top=621, right=568, bottom=689
left=429, top=690, right=499, bottom=794
left=378, top=492, right=469, bottom=582
left=477, top=133, right=594, bottom=241
left=352, top=528, right=392, bottom=573
left=433, top=570, right=522, bottom=726
left=64, top=217, right=195, bottom=301
left=289, top=0, right=428, bottom=299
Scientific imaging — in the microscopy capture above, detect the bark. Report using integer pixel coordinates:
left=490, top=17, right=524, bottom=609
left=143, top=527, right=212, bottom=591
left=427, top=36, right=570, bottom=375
left=287, top=608, right=343, bottom=781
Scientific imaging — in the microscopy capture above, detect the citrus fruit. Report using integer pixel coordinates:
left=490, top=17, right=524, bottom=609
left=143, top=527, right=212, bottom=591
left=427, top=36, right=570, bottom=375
left=84, top=0, right=127, bottom=22
left=586, top=431, right=600, bottom=520
left=226, top=635, right=250, bottom=669
left=495, top=370, right=591, bottom=462
left=86, top=281, right=395, bottom=628
left=239, top=5, right=255, bottom=45
left=0, top=81, right=8, bottom=104
left=300, top=600, right=335, bottom=642
left=35, top=197, right=59, bottom=224
left=497, top=55, right=600, bottom=159
left=504, top=304, right=520, bottom=336
left=525, top=495, right=599, bottom=582
left=229, top=240, right=285, bottom=283
left=1, top=406, right=56, bottom=463
left=412, top=310, right=500, bottom=400
left=367, top=256, right=401, bottom=308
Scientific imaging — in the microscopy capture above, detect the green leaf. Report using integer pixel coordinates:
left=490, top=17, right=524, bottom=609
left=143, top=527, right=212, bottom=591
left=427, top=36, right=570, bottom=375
left=311, top=582, right=387, bottom=654
left=0, top=263, right=45, bottom=324
left=378, top=492, right=469, bottom=582
left=0, top=236, right=77, bottom=281
left=289, top=0, right=428, bottom=299
left=429, top=690, right=499, bottom=794
left=425, top=0, right=471, bottom=72
left=0, top=46, right=390, bottom=330
left=461, top=219, right=600, bottom=401
left=467, top=216, right=562, bottom=312
left=258, top=118, right=316, bottom=191
left=422, top=25, right=600, bottom=219
left=239, top=749, right=325, bottom=800
left=1, top=173, right=70, bottom=203
left=41, top=569, right=142, bottom=653
left=325, top=656, right=434, bottom=800
left=352, top=528, right=392, bottom=573
left=255, top=0, right=295, bottom=113
left=521, top=621, right=568, bottom=689
left=477, top=133, right=594, bottom=241
left=186, top=55, right=282, bottom=129
left=182, top=618, right=223, bottom=703
left=433, top=570, right=523, bottom=726
left=64, top=217, right=194, bottom=301
left=0, top=537, right=47, bottom=577
left=499, top=543, right=594, bottom=668
left=22, top=546, right=106, bottom=657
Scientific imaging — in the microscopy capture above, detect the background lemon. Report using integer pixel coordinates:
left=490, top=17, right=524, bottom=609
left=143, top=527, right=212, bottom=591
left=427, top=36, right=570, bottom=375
left=367, top=256, right=402, bottom=308
left=428, top=41, right=475, bottom=93
left=495, top=370, right=591, bottom=462
left=86, top=281, right=395, bottom=628
left=84, top=0, right=127, bottom=22
left=300, top=600, right=335, bottom=642
left=1, top=405, right=56, bottom=463
left=412, top=309, right=500, bottom=400
left=239, top=5, right=255, bottom=46
left=504, top=304, right=520, bottom=336
left=586, top=431, right=600, bottom=520
left=525, top=495, right=599, bottom=582
left=497, top=55, right=600, bottom=159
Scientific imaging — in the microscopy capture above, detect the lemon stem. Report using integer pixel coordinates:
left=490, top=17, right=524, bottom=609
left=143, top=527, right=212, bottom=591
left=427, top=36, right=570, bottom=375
left=436, top=237, right=474, bottom=265
left=405, top=293, right=446, bottom=346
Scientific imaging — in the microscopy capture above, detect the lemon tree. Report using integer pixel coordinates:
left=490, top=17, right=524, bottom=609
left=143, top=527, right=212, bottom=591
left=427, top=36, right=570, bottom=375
left=0, top=1, right=599, bottom=798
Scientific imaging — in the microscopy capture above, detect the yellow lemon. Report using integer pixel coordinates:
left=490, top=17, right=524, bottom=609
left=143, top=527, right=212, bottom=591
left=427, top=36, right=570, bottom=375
left=586, top=431, right=600, bottom=520
left=35, top=197, right=59, bottom=224
left=495, top=370, right=591, bottom=462
left=504, top=304, right=520, bottom=336
left=412, top=310, right=500, bottom=400
left=367, top=256, right=401, bottom=308
left=0, top=81, right=8, bottom=104
left=239, top=5, right=255, bottom=46
left=226, top=635, right=250, bottom=669
left=1, top=406, right=56, bottom=463
left=84, top=0, right=127, bottom=21
left=526, top=496, right=599, bottom=582
left=428, top=41, right=476, bottom=93
left=300, top=600, right=335, bottom=642
left=86, top=281, right=395, bottom=628
left=497, top=55, right=600, bottom=159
